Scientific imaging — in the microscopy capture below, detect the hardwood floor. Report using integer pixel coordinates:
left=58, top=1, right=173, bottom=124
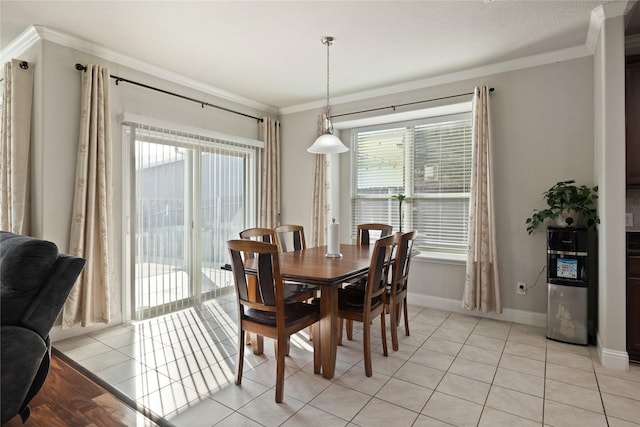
left=2, top=353, right=159, bottom=427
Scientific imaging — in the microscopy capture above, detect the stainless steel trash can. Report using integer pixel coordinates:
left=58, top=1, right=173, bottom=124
left=547, top=282, right=588, bottom=344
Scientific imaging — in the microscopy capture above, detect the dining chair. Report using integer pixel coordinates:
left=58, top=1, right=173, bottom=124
left=238, top=228, right=279, bottom=353
left=337, top=233, right=395, bottom=377
left=343, top=223, right=394, bottom=340
left=227, top=239, right=320, bottom=403
left=356, top=223, right=393, bottom=246
left=274, top=224, right=306, bottom=252
left=239, top=227, right=276, bottom=243
left=239, top=227, right=317, bottom=352
left=386, top=230, right=417, bottom=351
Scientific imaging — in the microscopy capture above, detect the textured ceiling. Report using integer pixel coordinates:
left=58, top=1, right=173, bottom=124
left=1, top=1, right=637, bottom=111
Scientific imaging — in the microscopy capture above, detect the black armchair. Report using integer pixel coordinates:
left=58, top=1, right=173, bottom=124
left=0, top=231, right=85, bottom=424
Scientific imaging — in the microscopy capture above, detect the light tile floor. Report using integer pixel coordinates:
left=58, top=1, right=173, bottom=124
left=54, top=294, right=640, bottom=427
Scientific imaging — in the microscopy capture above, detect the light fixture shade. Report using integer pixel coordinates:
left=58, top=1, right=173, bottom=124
left=307, top=133, right=349, bottom=154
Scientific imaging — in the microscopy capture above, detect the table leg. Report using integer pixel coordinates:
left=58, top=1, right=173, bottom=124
left=319, top=286, right=338, bottom=379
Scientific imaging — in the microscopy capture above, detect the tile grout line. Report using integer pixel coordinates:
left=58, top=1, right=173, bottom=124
left=592, top=353, right=611, bottom=427
left=474, top=320, right=513, bottom=427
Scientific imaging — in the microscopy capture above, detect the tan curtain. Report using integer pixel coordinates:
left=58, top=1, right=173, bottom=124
left=1, top=59, right=34, bottom=235
left=259, top=117, right=281, bottom=228
left=310, top=113, right=329, bottom=247
left=462, top=86, right=501, bottom=313
left=62, top=65, right=112, bottom=328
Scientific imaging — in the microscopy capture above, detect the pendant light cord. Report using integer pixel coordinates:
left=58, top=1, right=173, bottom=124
left=322, top=36, right=335, bottom=134
left=326, top=38, right=331, bottom=114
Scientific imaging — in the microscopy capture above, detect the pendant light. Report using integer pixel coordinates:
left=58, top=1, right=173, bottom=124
left=307, top=36, right=349, bottom=154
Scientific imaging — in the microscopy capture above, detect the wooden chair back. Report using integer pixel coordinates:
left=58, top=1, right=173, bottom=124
left=390, top=230, right=417, bottom=295
left=239, top=227, right=276, bottom=244
left=365, top=234, right=396, bottom=304
left=228, top=239, right=282, bottom=311
left=357, top=223, right=393, bottom=246
left=242, top=226, right=317, bottom=304
left=274, top=224, right=306, bottom=252
left=239, top=228, right=276, bottom=261
left=387, top=230, right=417, bottom=351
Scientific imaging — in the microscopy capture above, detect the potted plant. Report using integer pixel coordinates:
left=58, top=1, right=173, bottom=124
left=525, top=179, right=599, bottom=234
left=391, top=194, right=409, bottom=232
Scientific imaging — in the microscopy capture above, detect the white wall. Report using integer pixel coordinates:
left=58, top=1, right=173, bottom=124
left=281, top=56, right=595, bottom=323
left=26, top=40, right=271, bottom=340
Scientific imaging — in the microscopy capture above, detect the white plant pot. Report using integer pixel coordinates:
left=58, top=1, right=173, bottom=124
left=556, top=209, right=582, bottom=227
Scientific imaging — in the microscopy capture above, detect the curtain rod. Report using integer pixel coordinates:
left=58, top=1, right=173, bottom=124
left=332, top=87, right=495, bottom=119
left=75, top=63, right=263, bottom=122
left=0, top=61, right=30, bottom=83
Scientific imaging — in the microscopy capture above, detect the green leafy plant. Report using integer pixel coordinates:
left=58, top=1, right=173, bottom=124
left=391, top=194, right=409, bottom=232
left=525, top=179, right=600, bottom=234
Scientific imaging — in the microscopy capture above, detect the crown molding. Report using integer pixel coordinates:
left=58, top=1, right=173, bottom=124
left=587, top=6, right=606, bottom=53
left=280, top=44, right=592, bottom=116
left=588, top=1, right=637, bottom=53
left=1, top=25, right=278, bottom=115
left=0, top=25, right=41, bottom=63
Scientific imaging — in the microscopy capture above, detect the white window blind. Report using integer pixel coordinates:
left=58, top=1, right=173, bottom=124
left=124, top=120, right=260, bottom=319
left=351, top=112, right=472, bottom=253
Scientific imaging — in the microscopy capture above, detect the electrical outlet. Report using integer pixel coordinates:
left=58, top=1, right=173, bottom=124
left=516, top=282, right=527, bottom=295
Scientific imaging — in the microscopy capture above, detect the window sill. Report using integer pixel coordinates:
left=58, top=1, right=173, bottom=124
left=414, top=251, right=466, bottom=265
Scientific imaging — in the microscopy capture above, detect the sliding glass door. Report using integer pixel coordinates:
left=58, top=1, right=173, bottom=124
left=125, top=121, right=259, bottom=320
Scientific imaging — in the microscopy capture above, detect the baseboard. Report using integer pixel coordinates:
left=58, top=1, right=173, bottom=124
left=408, top=292, right=548, bottom=328
left=596, top=332, right=630, bottom=370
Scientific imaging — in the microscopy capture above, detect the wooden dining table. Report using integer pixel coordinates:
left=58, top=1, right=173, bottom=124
left=244, top=243, right=375, bottom=379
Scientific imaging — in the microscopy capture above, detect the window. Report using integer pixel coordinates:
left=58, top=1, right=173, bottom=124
left=351, top=111, right=472, bottom=253
left=123, top=117, right=261, bottom=319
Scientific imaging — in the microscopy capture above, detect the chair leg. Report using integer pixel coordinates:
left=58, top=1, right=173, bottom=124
left=275, top=336, right=288, bottom=403
left=403, top=299, right=410, bottom=337
left=363, top=320, right=372, bottom=377
left=346, top=319, right=353, bottom=340
left=247, top=332, right=265, bottom=355
left=275, top=338, right=291, bottom=356
left=337, top=318, right=343, bottom=346
left=236, top=327, right=245, bottom=385
left=253, top=334, right=264, bottom=355
left=390, top=301, right=399, bottom=352
left=380, top=312, right=388, bottom=357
